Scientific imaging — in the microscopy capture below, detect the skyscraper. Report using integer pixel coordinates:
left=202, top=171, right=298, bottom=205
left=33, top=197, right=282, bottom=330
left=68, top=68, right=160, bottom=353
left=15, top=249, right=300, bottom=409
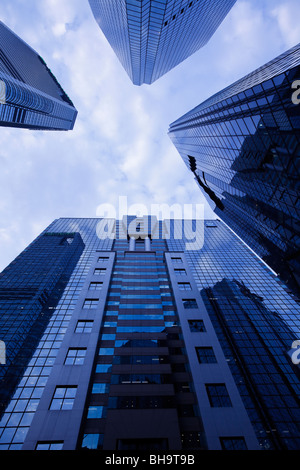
left=168, top=43, right=300, bottom=299
left=0, top=21, right=77, bottom=130
left=88, top=0, right=237, bottom=86
left=0, top=231, right=84, bottom=420
left=0, top=216, right=299, bottom=451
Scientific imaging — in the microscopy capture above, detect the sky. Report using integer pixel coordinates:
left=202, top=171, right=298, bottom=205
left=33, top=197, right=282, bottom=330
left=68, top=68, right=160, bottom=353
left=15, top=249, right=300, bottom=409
left=0, top=0, right=299, bottom=272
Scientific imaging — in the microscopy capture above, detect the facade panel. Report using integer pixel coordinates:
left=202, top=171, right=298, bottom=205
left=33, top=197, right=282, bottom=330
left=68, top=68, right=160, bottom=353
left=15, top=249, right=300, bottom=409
left=0, top=22, right=77, bottom=130
left=0, top=217, right=299, bottom=450
left=88, top=0, right=237, bottom=85
left=168, top=44, right=300, bottom=298
left=166, top=218, right=300, bottom=449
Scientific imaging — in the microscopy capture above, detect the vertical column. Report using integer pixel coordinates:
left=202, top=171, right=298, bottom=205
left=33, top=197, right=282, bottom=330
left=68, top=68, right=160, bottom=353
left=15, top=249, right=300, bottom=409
left=165, top=252, right=259, bottom=450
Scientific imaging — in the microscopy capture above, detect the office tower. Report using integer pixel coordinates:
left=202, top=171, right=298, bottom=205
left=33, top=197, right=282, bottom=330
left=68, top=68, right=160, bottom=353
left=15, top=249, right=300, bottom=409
left=0, top=216, right=299, bottom=451
left=88, top=0, right=237, bottom=85
left=0, top=21, right=77, bottom=130
left=0, top=232, right=84, bottom=420
left=168, top=43, right=300, bottom=299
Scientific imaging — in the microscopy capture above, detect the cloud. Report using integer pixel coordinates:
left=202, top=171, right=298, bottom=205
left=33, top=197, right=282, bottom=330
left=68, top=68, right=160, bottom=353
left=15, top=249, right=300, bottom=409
left=271, top=1, right=300, bottom=47
left=0, top=0, right=298, bottom=271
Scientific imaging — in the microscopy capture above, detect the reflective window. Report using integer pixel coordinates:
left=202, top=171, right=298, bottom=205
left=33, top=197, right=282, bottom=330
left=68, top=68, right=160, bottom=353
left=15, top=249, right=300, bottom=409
left=175, top=269, right=186, bottom=276
left=64, top=348, right=86, bottom=365
left=49, top=387, right=77, bottom=410
left=91, top=383, right=109, bottom=394
left=89, top=282, right=103, bottom=290
left=206, top=384, right=232, bottom=407
left=94, top=268, right=106, bottom=276
left=178, top=282, right=192, bottom=290
left=83, top=298, right=99, bottom=309
left=196, top=347, right=217, bottom=363
left=188, top=320, right=206, bottom=332
left=75, top=321, right=93, bottom=333
left=183, top=299, right=198, bottom=309
left=87, top=406, right=106, bottom=419
left=81, top=433, right=103, bottom=450
left=220, top=437, right=248, bottom=450
left=36, top=441, right=64, bottom=450
left=95, top=364, right=112, bottom=373
left=99, top=348, right=114, bottom=356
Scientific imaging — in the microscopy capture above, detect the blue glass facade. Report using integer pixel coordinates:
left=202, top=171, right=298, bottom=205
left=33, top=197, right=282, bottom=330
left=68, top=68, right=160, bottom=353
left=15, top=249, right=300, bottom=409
left=0, top=230, right=84, bottom=446
left=78, top=220, right=207, bottom=451
left=0, top=21, right=77, bottom=130
left=0, top=217, right=299, bottom=450
left=0, top=218, right=112, bottom=449
left=167, top=218, right=300, bottom=449
left=168, top=44, right=300, bottom=298
left=88, top=0, right=237, bottom=85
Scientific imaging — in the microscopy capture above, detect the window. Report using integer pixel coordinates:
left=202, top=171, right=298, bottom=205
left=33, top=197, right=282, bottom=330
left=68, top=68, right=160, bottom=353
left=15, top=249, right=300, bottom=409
left=171, top=257, right=182, bottom=263
left=87, top=406, right=106, bottom=419
left=220, top=437, right=247, bottom=450
left=83, top=298, right=99, bottom=309
left=196, top=347, right=217, bottom=363
left=206, top=384, right=232, bottom=407
left=178, top=282, right=191, bottom=291
left=111, top=374, right=171, bottom=385
left=94, top=268, right=106, bottom=276
left=98, top=256, right=109, bottom=262
left=174, top=269, right=186, bottom=276
left=81, top=434, right=104, bottom=450
left=50, top=386, right=77, bottom=410
left=75, top=320, right=93, bottom=333
left=113, top=355, right=167, bottom=365
left=101, top=334, right=116, bottom=340
left=64, top=348, right=86, bottom=365
left=183, top=299, right=198, bottom=309
left=99, top=348, right=114, bottom=355
left=95, top=364, right=112, bottom=373
left=102, top=321, right=117, bottom=328
left=92, top=383, right=109, bottom=394
left=36, top=441, right=64, bottom=450
left=89, top=282, right=103, bottom=290
left=188, top=320, right=206, bottom=332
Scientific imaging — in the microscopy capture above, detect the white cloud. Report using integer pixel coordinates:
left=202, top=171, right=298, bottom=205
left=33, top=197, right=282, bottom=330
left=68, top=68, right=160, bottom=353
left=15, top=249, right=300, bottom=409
left=0, top=0, right=298, bottom=271
left=271, top=1, right=300, bottom=47
left=52, top=22, right=67, bottom=37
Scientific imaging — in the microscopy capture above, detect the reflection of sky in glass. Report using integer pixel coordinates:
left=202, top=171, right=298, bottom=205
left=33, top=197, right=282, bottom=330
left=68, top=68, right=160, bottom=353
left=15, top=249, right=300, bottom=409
left=88, top=0, right=237, bottom=85
left=167, top=219, right=300, bottom=336
left=168, top=45, right=300, bottom=300
left=0, top=218, right=113, bottom=449
left=1, top=216, right=299, bottom=449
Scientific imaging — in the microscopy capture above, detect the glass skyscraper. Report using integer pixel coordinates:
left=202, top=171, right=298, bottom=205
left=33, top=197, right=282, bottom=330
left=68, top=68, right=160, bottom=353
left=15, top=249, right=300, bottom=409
left=0, top=21, right=77, bottom=130
left=168, top=43, right=300, bottom=299
left=88, top=0, right=237, bottom=85
left=0, top=216, right=299, bottom=450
